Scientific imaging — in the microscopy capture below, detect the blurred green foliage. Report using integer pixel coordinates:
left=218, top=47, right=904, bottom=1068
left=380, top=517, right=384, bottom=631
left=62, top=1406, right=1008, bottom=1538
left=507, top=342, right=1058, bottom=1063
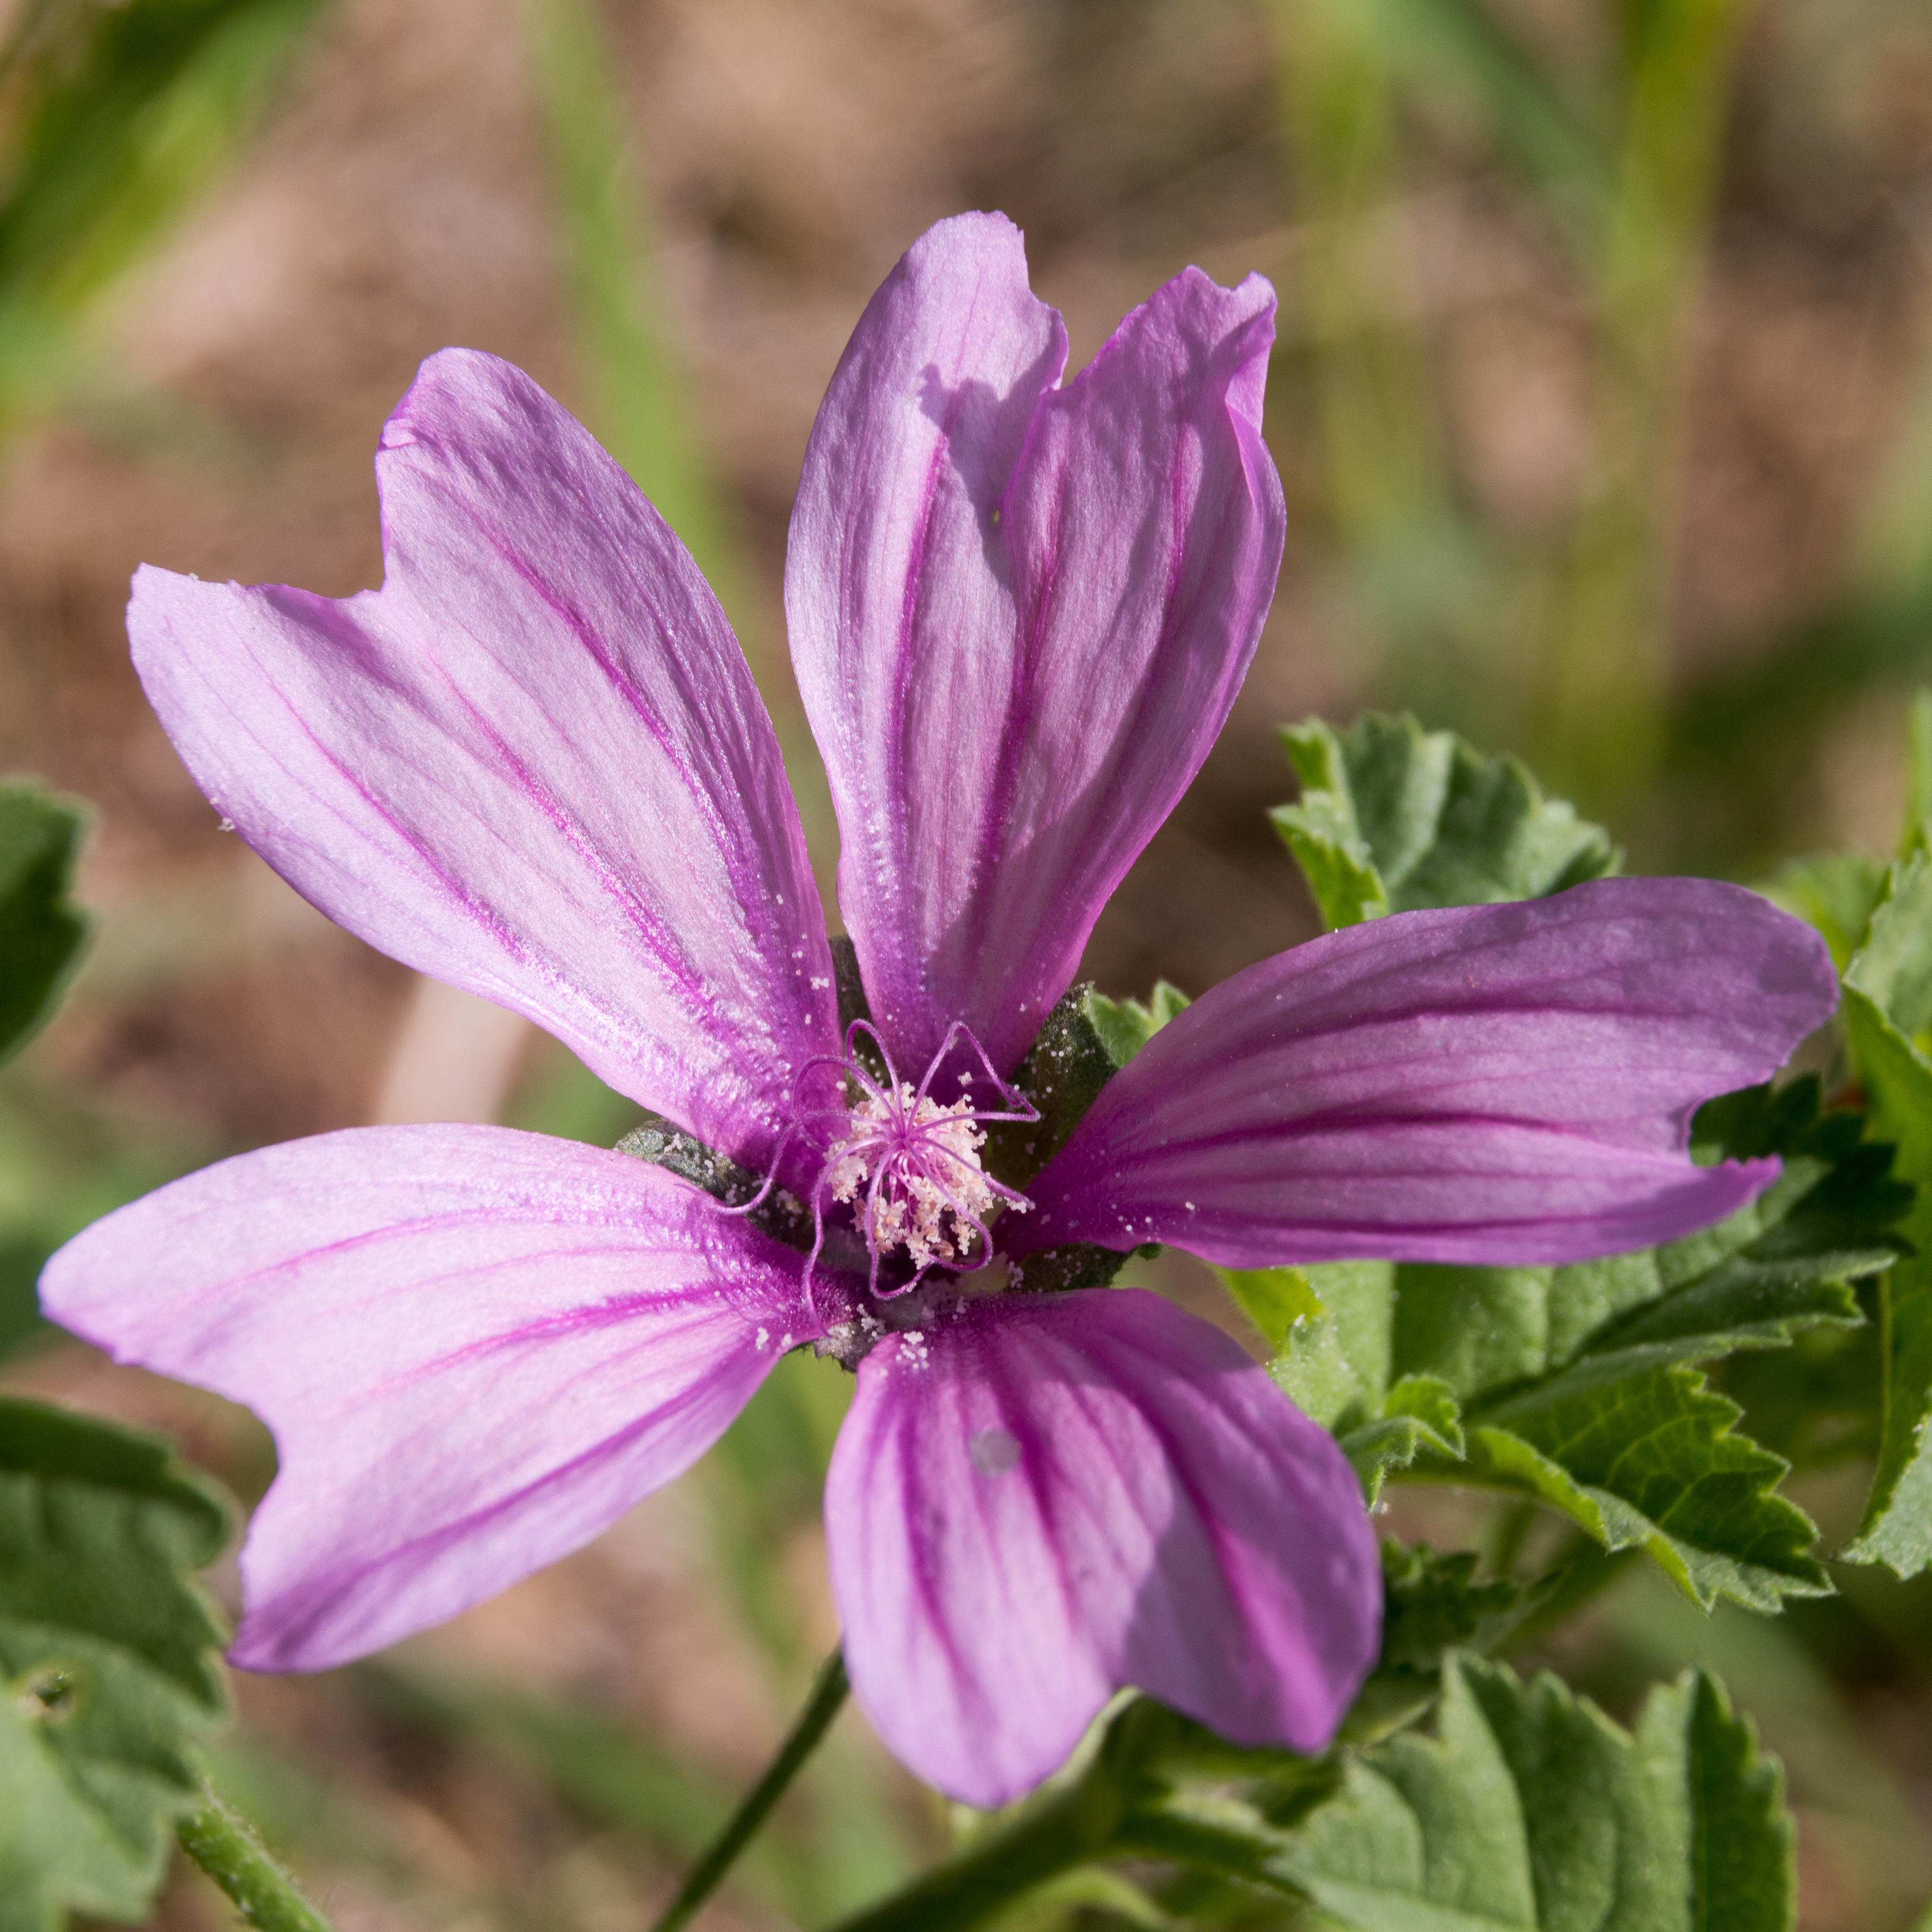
left=1267, top=0, right=1932, bottom=864
left=0, top=0, right=330, bottom=435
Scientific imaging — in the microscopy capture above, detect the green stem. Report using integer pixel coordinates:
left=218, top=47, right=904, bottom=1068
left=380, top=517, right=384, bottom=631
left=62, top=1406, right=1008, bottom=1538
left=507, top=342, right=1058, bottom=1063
left=1506, top=1537, right=1641, bottom=1648
left=650, top=1644, right=849, bottom=1932
left=176, top=1779, right=335, bottom=1932
left=822, top=1766, right=1129, bottom=1932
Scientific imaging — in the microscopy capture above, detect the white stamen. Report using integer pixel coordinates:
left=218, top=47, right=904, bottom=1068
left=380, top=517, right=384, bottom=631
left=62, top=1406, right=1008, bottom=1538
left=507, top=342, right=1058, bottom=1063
left=824, top=1083, right=1000, bottom=1273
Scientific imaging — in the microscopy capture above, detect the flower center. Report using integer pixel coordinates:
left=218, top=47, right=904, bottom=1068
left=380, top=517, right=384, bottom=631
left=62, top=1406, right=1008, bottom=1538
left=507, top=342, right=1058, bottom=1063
left=824, top=1083, right=1001, bottom=1274
left=793, top=1018, right=1036, bottom=1300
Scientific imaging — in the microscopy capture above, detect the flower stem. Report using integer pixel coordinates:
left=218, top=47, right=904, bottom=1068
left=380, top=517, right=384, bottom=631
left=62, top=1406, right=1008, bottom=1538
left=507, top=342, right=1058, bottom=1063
left=822, top=1765, right=1129, bottom=1932
left=649, top=1643, right=850, bottom=1932
left=176, top=1778, right=336, bottom=1931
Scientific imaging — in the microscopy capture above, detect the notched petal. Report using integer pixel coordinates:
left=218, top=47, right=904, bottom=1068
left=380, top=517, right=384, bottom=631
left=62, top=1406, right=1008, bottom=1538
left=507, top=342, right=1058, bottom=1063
left=789, top=215, right=1286, bottom=1078
left=824, top=1287, right=1380, bottom=1806
left=130, top=348, right=838, bottom=1176
left=1016, top=879, right=1840, bottom=1269
left=39, top=1125, right=818, bottom=1671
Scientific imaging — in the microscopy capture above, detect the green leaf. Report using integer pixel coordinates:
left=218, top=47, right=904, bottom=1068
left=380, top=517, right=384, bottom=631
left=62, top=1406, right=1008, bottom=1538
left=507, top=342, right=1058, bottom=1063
left=1839, top=851, right=1932, bottom=1573
left=1085, top=982, right=1190, bottom=1069
left=0, top=1395, right=232, bottom=1930
left=1339, top=1378, right=1466, bottom=1501
left=1395, top=1076, right=1904, bottom=1401
left=1271, top=713, right=1618, bottom=931
left=0, top=783, right=86, bottom=1062
left=1267, top=1656, right=1794, bottom=1930
left=1464, top=1365, right=1828, bottom=1611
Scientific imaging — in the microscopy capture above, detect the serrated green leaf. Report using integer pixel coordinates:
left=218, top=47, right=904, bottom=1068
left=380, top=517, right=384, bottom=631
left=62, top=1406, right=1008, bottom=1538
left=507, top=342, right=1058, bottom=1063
left=1216, top=1262, right=1454, bottom=1499
left=1220, top=1261, right=1393, bottom=1419
left=1465, top=1365, right=1828, bottom=1611
left=1271, top=714, right=1618, bottom=931
left=1838, top=850, right=1932, bottom=1573
left=0, top=1396, right=232, bottom=1930
left=1128, top=1658, right=1793, bottom=1932
left=1085, top=982, right=1190, bottom=1070
left=1722, top=1305, right=1883, bottom=1472
left=1338, top=1377, right=1468, bottom=1502
left=1392, top=1264, right=1550, bottom=1400
left=0, top=783, right=86, bottom=1062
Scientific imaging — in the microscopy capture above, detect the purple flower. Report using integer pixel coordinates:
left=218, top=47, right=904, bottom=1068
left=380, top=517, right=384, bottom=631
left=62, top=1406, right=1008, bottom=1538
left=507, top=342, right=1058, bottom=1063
left=41, top=213, right=1835, bottom=1807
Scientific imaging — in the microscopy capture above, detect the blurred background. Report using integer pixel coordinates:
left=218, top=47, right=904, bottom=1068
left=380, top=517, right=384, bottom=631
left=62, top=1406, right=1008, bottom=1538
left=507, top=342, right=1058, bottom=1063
left=2, top=0, right=1931, bottom=1924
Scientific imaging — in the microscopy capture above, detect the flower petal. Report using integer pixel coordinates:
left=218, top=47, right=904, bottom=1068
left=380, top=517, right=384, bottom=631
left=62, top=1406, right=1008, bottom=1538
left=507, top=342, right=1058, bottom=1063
left=1013, top=879, right=1839, bottom=1269
left=130, top=349, right=837, bottom=1171
left=825, top=1288, right=1379, bottom=1806
left=39, top=1127, right=817, bottom=1670
left=788, top=213, right=1286, bottom=1077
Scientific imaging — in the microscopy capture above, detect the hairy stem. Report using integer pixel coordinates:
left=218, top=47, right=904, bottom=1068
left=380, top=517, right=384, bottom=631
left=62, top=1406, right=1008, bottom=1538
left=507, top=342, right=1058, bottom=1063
left=176, top=1779, right=335, bottom=1932
left=649, top=1644, right=849, bottom=1932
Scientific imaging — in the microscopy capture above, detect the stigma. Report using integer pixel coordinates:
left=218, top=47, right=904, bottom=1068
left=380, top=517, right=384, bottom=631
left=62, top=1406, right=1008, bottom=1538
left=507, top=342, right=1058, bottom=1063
left=824, top=1083, right=1003, bottom=1273
left=815, top=1020, right=1036, bottom=1298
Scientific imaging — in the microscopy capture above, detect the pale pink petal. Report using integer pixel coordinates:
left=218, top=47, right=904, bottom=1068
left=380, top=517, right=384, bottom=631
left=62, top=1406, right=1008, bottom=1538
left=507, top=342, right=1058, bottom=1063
left=1013, top=879, right=1838, bottom=1268
left=39, top=1126, right=817, bottom=1670
left=130, top=350, right=837, bottom=1171
left=788, top=213, right=1285, bottom=1076
left=824, top=1289, right=1379, bottom=1806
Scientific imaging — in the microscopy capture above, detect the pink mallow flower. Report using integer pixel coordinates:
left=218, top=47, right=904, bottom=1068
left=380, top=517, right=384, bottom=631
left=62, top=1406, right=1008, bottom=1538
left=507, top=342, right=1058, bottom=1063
left=42, top=213, right=1835, bottom=1807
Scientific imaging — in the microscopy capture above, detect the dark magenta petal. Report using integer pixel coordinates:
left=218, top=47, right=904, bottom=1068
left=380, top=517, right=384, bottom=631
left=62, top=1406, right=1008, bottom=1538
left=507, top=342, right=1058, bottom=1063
left=787, top=213, right=1285, bottom=1077
left=129, top=350, right=838, bottom=1174
left=824, top=1289, right=1379, bottom=1806
left=1012, top=879, right=1838, bottom=1268
left=40, top=1128, right=817, bottom=1670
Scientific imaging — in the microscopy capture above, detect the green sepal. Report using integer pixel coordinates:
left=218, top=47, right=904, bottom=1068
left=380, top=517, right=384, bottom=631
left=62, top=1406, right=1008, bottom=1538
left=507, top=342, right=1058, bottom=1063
left=1007, top=1243, right=1151, bottom=1295
left=985, top=985, right=1119, bottom=1186
left=0, top=783, right=88, bottom=1063
left=0, top=1395, right=234, bottom=1931
left=613, top=1114, right=813, bottom=1254
left=1271, top=713, right=1618, bottom=931
left=828, top=934, right=872, bottom=1041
